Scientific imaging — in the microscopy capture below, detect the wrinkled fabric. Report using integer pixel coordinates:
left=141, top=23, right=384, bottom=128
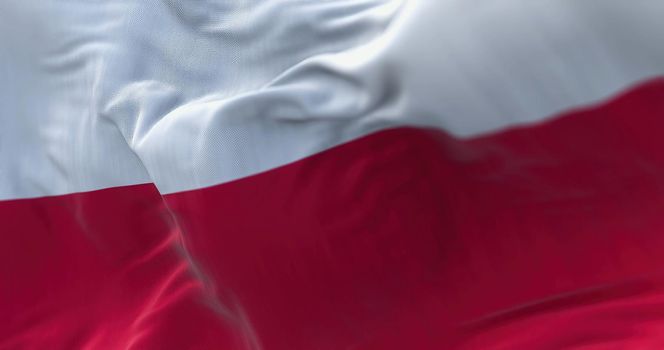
left=2, top=1, right=664, bottom=349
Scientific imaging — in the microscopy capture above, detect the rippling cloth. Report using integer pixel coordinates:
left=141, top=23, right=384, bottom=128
left=2, top=1, right=664, bottom=349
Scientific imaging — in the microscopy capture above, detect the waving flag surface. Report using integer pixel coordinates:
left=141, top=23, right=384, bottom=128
left=2, top=1, right=664, bottom=349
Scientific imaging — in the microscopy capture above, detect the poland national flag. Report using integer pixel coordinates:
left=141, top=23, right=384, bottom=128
left=2, top=1, right=664, bottom=349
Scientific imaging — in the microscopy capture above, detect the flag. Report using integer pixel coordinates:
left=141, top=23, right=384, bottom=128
left=2, top=1, right=664, bottom=349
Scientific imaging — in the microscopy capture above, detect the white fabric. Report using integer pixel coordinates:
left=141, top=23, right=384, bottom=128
left=2, top=0, right=664, bottom=200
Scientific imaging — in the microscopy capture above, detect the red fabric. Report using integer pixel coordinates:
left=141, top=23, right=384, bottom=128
left=0, top=185, right=245, bottom=349
left=3, top=78, right=664, bottom=348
